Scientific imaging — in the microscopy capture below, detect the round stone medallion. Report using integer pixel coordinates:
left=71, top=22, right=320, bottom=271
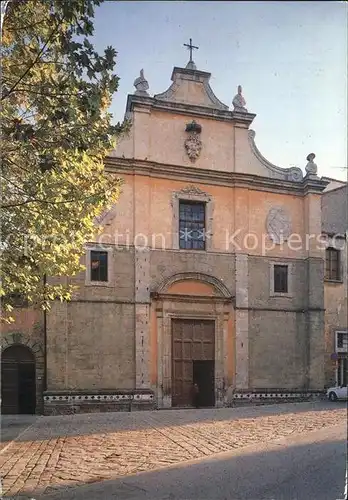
left=266, top=207, right=292, bottom=244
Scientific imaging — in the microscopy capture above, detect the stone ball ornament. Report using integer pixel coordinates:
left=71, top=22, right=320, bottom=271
left=266, top=207, right=292, bottom=244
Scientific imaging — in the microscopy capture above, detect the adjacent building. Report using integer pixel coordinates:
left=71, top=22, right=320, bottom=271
left=322, top=182, right=348, bottom=388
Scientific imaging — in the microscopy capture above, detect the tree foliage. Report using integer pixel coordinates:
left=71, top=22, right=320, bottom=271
left=1, top=0, right=126, bottom=320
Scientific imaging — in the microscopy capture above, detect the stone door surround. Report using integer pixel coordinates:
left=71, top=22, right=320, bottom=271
left=152, top=272, right=233, bottom=408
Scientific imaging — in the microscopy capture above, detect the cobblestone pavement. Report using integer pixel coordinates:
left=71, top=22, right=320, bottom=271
left=0, top=402, right=346, bottom=498
left=1, top=416, right=38, bottom=452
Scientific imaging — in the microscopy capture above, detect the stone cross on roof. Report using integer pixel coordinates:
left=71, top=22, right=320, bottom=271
left=184, top=38, right=199, bottom=62
left=183, top=38, right=199, bottom=69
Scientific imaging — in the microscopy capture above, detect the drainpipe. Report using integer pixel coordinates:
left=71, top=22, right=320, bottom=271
left=43, top=273, right=47, bottom=392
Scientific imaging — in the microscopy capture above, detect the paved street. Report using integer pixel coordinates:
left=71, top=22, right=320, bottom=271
left=0, top=415, right=38, bottom=452
left=36, top=420, right=347, bottom=500
left=0, top=402, right=346, bottom=499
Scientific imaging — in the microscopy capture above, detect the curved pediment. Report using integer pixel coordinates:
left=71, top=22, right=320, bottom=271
left=248, top=130, right=303, bottom=182
left=156, top=272, right=232, bottom=298
left=154, top=67, right=228, bottom=111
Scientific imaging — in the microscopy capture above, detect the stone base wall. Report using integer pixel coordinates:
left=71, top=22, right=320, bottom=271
left=226, top=389, right=325, bottom=407
left=43, top=388, right=326, bottom=415
left=43, top=389, right=155, bottom=415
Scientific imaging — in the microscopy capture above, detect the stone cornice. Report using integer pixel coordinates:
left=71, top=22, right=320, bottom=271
left=302, top=174, right=330, bottom=194
left=150, top=292, right=233, bottom=304
left=106, top=157, right=329, bottom=196
left=170, top=66, right=212, bottom=81
left=235, top=306, right=325, bottom=313
left=126, top=93, right=256, bottom=125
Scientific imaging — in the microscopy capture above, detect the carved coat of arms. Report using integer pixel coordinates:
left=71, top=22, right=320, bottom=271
left=184, top=132, right=202, bottom=162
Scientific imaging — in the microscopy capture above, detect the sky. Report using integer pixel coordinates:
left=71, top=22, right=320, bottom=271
left=91, top=1, right=347, bottom=181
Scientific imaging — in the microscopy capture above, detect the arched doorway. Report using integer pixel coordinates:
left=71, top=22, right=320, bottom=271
left=1, top=345, right=36, bottom=414
left=153, top=272, right=234, bottom=408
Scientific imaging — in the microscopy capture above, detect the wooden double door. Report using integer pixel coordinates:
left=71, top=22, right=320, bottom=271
left=1, top=345, right=36, bottom=414
left=172, top=319, right=215, bottom=407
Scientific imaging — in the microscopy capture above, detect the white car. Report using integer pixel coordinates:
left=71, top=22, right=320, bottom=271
left=326, top=385, right=348, bottom=401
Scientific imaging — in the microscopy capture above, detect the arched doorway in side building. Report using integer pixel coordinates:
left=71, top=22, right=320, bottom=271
left=1, top=345, right=36, bottom=414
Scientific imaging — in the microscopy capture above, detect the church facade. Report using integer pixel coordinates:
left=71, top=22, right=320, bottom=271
left=1, top=52, right=347, bottom=415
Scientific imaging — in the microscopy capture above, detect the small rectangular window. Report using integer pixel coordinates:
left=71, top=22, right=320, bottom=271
left=90, top=250, right=108, bottom=282
left=325, top=248, right=340, bottom=281
left=337, top=332, right=344, bottom=348
left=6, top=292, right=28, bottom=308
left=274, top=265, right=288, bottom=293
left=336, top=332, right=348, bottom=351
left=179, top=201, right=206, bottom=250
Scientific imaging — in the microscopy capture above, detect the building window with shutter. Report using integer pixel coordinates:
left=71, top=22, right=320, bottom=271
left=336, top=331, right=348, bottom=352
left=325, top=247, right=340, bottom=281
left=179, top=201, right=206, bottom=250
left=90, top=250, right=108, bottom=282
left=273, top=265, right=288, bottom=293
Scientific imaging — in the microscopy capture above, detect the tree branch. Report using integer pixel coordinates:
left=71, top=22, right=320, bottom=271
left=13, top=88, right=80, bottom=98
left=2, top=190, right=108, bottom=209
left=3, top=157, right=33, bottom=175
left=2, top=20, right=63, bottom=101
left=6, top=16, right=48, bottom=33
left=0, top=173, right=31, bottom=195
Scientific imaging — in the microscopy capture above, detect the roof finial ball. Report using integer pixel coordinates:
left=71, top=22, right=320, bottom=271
left=305, top=153, right=318, bottom=176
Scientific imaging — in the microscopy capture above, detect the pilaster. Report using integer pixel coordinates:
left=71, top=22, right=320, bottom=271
left=46, top=300, right=69, bottom=390
left=235, top=253, right=249, bottom=389
left=306, top=257, right=326, bottom=389
left=303, top=183, right=326, bottom=389
left=133, top=105, right=151, bottom=160
left=134, top=248, right=151, bottom=388
left=214, top=303, right=225, bottom=407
